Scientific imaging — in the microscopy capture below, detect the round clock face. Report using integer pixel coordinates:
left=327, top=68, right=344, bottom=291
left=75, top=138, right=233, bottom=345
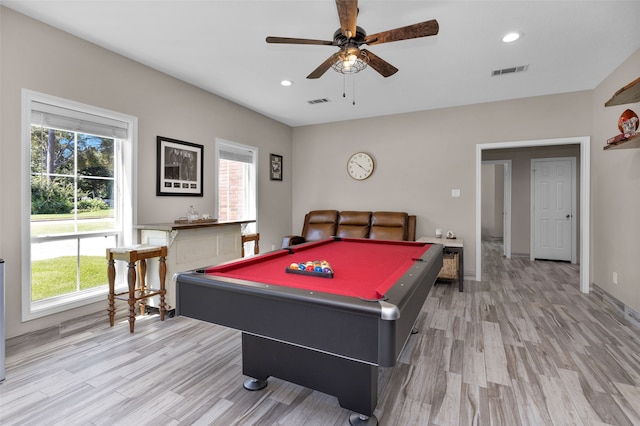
left=347, top=152, right=374, bottom=180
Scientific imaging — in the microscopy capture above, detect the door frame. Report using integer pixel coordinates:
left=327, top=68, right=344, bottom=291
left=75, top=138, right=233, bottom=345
left=475, top=136, right=590, bottom=293
left=530, top=157, right=577, bottom=263
left=481, top=160, right=512, bottom=259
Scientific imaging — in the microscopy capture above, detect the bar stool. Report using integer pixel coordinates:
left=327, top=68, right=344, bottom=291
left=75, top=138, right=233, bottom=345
left=241, top=233, right=260, bottom=257
left=107, top=245, right=167, bottom=333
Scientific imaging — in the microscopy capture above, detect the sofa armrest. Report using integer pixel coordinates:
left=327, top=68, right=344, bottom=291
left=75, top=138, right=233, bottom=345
left=281, top=235, right=306, bottom=248
left=407, top=215, right=416, bottom=241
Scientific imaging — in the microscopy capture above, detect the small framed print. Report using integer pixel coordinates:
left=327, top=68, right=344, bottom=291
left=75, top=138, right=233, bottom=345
left=270, top=153, right=283, bottom=181
left=157, top=136, right=204, bottom=196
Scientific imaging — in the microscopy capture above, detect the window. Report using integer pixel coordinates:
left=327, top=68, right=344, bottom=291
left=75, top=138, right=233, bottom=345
left=22, top=90, right=137, bottom=320
left=216, top=139, right=257, bottom=249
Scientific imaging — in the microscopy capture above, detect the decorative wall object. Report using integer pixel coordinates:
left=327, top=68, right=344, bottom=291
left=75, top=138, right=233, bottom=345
left=157, top=136, right=203, bottom=196
left=270, top=153, right=283, bottom=181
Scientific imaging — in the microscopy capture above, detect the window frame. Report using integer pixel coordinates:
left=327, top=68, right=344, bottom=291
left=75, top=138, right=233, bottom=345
left=21, top=89, right=138, bottom=321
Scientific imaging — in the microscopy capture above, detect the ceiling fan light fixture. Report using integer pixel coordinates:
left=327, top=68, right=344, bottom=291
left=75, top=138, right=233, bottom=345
left=332, top=49, right=368, bottom=74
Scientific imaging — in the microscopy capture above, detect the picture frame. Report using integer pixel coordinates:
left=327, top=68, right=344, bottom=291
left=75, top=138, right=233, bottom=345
left=270, top=153, right=283, bottom=181
left=156, top=136, right=204, bottom=196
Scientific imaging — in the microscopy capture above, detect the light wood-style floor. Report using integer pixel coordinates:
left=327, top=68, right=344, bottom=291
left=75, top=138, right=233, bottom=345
left=2, top=241, right=640, bottom=425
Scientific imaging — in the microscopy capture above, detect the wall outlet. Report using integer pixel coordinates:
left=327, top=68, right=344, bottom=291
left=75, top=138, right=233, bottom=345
left=451, top=189, right=461, bottom=197
left=271, top=244, right=276, bottom=251
left=613, top=271, right=618, bottom=284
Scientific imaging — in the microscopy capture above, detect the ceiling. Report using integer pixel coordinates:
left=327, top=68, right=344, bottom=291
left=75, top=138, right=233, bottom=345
left=3, top=1, right=640, bottom=127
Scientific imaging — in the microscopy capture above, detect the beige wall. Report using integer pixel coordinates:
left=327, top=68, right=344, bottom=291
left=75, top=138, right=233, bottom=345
left=0, top=7, right=293, bottom=338
left=292, top=91, right=593, bottom=278
left=591, top=49, right=640, bottom=313
left=2, top=5, right=640, bottom=339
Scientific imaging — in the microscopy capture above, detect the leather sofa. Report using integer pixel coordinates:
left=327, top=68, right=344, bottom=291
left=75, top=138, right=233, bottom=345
left=282, top=210, right=416, bottom=247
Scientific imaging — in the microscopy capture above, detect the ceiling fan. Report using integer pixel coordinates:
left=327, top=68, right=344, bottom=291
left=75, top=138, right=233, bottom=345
left=265, top=0, right=439, bottom=79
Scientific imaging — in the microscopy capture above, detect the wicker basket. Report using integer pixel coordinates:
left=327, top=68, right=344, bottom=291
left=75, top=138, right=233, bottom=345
left=438, top=252, right=458, bottom=281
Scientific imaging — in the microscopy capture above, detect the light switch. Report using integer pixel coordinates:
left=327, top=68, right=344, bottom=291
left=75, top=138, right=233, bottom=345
left=451, top=189, right=461, bottom=197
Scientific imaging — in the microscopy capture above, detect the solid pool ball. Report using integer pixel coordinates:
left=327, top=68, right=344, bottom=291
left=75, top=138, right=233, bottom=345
left=289, top=263, right=299, bottom=270
left=314, top=266, right=323, bottom=272
left=305, top=265, right=314, bottom=271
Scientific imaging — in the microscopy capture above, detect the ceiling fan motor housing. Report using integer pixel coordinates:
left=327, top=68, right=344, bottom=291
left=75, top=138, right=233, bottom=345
left=333, top=26, right=368, bottom=47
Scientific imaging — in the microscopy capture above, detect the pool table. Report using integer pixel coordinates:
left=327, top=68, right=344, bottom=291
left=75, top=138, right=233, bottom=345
left=175, top=237, right=442, bottom=425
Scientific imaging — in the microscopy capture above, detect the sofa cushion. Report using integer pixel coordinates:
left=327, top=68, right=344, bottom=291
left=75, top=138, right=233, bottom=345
left=369, top=212, right=408, bottom=241
left=302, top=210, right=339, bottom=241
left=336, top=211, right=371, bottom=239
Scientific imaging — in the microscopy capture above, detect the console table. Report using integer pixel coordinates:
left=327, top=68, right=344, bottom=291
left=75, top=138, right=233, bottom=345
left=418, top=236, right=464, bottom=292
left=136, top=220, right=254, bottom=311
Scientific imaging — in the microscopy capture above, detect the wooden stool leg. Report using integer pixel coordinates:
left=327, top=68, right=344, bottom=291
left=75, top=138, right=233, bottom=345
left=138, top=258, right=147, bottom=316
left=107, top=258, right=116, bottom=327
left=127, top=261, right=137, bottom=333
left=254, top=236, right=259, bottom=255
left=159, top=255, right=167, bottom=321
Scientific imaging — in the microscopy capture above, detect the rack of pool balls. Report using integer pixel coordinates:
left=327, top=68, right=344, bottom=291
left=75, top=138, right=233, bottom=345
left=286, top=260, right=334, bottom=278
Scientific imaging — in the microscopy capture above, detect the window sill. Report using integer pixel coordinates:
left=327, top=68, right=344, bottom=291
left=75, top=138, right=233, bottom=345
left=23, top=285, right=115, bottom=322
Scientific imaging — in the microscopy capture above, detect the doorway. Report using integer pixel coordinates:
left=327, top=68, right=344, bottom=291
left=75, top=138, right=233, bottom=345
left=475, top=137, right=590, bottom=293
left=482, top=160, right=512, bottom=259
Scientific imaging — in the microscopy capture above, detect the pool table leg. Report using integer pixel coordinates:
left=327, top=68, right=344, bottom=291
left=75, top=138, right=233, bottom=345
left=243, top=378, right=267, bottom=391
left=241, top=333, right=379, bottom=423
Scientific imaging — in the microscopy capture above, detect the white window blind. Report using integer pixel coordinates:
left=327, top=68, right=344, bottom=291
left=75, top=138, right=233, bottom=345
left=218, top=144, right=254, bottom=163
left=31, top=101, right=129, bottom=139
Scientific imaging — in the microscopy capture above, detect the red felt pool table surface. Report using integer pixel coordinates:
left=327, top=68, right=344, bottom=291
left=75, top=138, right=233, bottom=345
left=205, top=238, right=433, bottom=300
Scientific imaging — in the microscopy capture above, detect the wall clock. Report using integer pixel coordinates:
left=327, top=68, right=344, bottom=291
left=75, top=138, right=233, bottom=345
left=347, top=152, right=375, bottom=180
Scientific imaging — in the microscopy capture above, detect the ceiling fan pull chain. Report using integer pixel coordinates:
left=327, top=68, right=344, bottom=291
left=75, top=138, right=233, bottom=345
left=342, top=74, right=347, bottom=98
left=352, top=76, right=356, bottom=106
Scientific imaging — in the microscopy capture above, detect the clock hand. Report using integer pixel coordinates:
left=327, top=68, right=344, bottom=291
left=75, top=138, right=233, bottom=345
left=356, top=162, right=369, bottom=173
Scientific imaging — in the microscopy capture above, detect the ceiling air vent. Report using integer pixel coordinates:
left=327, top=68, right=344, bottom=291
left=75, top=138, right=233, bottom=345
left=491, top=65, right=529, bottom=77
left=307, top=98, right=330, bottom=105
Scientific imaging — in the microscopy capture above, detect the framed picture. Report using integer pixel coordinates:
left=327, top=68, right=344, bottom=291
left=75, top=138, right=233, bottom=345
left=270, top=153, right=283, bottom=181
left=157, top=136, right=204, bottom=196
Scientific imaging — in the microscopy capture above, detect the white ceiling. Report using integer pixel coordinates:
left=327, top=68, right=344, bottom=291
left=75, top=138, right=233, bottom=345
left=3, top=1, right=640, bottom=127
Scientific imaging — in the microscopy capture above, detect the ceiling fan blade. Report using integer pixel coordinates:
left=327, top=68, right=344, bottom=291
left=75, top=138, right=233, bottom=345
left=365, top=19, right=439, bottom=45
left=335, top=0, right=358, bottom=39
left=361, top=49, right=398, bottom=77
left=266, top=36, right=334, bottom=46
left=307, top=53, right=340, bottom=79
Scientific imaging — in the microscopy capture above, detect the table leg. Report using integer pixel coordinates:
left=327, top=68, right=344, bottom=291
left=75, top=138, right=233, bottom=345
left=138, top=258, right=147, bottom=316
left=159, top=255, right=167, bottom=321
left=241, top=333, right=378, bottom=418
left=457, top=248, right=464, bottom=292
left=107, top=258, right=116, bottom=327
left=127, top=261, right=137, bottom=333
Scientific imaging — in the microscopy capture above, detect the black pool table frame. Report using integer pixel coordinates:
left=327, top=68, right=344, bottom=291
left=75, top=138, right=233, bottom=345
left=175, top=239, right=442, bottom=425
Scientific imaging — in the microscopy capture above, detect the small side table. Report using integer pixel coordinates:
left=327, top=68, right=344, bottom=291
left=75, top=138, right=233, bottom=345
left=107, top=245, right=167, bottom=332
left=418, top=237, right=464, bottom=292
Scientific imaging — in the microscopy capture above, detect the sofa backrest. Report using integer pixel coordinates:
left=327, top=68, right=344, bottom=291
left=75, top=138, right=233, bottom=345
left=301, top=210, right=338, bottom=241
left=297, top=209, right=416, bottom=244
left=369, top=211, right=411, bottom=241
left=336, top=211, right=371, bottom=239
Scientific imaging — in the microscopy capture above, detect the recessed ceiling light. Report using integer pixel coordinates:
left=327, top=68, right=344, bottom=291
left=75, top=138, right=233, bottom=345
left=280, top=80, right=293, bottom=87
left=502, top=32, right=521, bottom=43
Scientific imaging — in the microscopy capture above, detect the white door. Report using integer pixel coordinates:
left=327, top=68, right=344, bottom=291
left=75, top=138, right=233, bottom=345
left=531, top=158, right=575, bottom=262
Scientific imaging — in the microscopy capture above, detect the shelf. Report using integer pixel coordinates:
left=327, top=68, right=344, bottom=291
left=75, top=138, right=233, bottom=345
left=605, top=76, right=640, bottom=107
left=603, top=133, right=640, bottom=150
